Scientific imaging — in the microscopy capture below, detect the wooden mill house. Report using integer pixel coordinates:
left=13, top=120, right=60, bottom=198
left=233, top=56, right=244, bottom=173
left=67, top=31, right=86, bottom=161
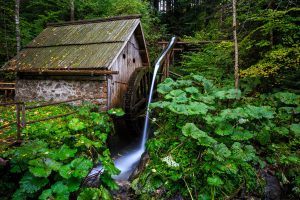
left=1, top=16, right=150, bottom=111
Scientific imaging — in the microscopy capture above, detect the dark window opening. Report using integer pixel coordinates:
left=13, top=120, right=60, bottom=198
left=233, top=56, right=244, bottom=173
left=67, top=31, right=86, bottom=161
left=133, top=58, right=136, bottom=63
left=123, top=54, right=126, bottom=59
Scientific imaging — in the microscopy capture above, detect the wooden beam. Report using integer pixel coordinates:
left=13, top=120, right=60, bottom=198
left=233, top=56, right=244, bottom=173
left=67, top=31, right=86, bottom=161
left=5, top=69, right=118, bottom=76
left=47, top=15, right=142, bottom=27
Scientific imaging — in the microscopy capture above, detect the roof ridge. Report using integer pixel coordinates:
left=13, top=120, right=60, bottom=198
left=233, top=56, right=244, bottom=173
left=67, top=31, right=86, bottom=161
left=47, top=15, right=142, bottom=27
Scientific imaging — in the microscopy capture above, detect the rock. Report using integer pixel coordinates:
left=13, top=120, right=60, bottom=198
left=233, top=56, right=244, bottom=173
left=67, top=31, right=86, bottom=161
left=0, top=158, right=8, bottom=166
left=262, top=171, right=281, bottom=200
left=129, top=151, right=150, bottom=181
left=112, top=181, right=134, bottom=200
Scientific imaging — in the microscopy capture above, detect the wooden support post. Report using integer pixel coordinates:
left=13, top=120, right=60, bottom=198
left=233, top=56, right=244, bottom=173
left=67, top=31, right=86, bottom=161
left=16, top=104, right=21, bottom=140
left=21, top=103, right=26, bottom=128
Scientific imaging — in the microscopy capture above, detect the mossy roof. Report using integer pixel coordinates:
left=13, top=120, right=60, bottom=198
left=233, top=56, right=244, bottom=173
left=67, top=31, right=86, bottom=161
left=2, top=16, right=148, bottom=71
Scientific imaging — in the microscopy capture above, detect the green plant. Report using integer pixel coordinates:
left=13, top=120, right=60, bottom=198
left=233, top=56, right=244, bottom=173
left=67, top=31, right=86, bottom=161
left=0, top=105, right=119, bottom=200
left=132, top=75, right=300, bottom=199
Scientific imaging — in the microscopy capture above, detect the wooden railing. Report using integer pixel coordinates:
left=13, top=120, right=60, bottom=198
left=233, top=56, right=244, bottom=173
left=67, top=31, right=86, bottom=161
left=0, top=82, right=15, bottom=97
left=0, top=97, right=98, bottom=140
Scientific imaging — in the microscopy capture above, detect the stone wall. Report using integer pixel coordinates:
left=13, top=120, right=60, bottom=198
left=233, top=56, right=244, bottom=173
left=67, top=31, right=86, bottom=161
left=15, top=79, right=108, bottom=110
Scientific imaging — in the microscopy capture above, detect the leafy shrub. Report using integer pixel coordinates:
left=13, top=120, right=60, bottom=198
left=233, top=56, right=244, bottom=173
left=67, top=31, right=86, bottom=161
left=0, top=105, right=119, bottom=200
left=132, top=76, right=300, bottom=199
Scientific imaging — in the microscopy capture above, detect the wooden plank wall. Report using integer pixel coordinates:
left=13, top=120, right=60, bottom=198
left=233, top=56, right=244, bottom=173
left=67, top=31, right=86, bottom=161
left=109, top=34, right=143, bottom=108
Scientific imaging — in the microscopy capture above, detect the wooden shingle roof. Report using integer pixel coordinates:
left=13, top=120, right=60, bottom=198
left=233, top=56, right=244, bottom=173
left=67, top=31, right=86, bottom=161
left=2, top=15, right=149, bottom=72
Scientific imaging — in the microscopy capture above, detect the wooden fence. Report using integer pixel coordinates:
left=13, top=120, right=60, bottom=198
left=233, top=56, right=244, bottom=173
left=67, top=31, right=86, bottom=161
left=0, top=82, right=15, bottom=97
left=0, top=97, right=93, bottom=140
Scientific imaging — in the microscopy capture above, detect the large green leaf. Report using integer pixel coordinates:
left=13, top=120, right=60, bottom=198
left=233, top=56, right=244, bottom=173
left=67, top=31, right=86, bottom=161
left=207, top=176, right=224, bottom=187
left=77, top=188, right=102, bottom=200
left=50, top=144, right=77, bottom=161
left=182, top=123, right=217, bottom=147
left=39, top=182, right=69, bottom=200
left=187, top=102, right=209, bottom=115
left=230, top=129, right=254, bottom=141
left=19, top=173, right=49, bottom=194
left=68, top=118, right=86, bottom=131
left=185, top=86, right=199, bottom=94
left=28, top=158, right=53, bottom=177
left=168, top=103, right=188, bottom=115
left=70, top=157, right=93, bottom=178
left=290, top=123, right=300, bottom=136
left=182, top=123, right=207, bottom=139
left=214, top=89, right=241, bottom=99
left=274, top=92, right=299, bottom=105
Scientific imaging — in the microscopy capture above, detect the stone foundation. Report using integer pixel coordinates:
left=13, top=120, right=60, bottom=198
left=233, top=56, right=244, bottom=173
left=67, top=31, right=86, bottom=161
left=15, top=79, right=108, bottom=110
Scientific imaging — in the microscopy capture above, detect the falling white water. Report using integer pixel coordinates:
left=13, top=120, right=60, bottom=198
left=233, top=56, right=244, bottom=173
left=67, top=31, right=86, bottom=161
left=88, top=37, right=177, bottom=181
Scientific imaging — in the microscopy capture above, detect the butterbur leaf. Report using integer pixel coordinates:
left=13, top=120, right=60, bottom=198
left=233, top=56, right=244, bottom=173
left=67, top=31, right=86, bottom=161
left=20, top=173, right=49, bottom=194
left=39, top=182, right=69, bottom=200
left=176, top=80, right=193, bottom=87
left=165, top=89, right=186, bottom=100
left=168, top=103, right=188, bottom=115
left=157, top=84, right=173, bottom=94
left=182, top=123, right=207, bottom=139
left=273, top=126, right=289, bottom=136
left=101, top=173, right=119, bottom=190
left=50, top=144, right=77, bottom=161
left=274, top=92, right=299, bottom=105
left=187, top=102, right=209, bottom=115
left=39, top=189, right=52, bottom=200
left=70, top=157, right=93, bottom=178
left=182, top=123, right=217, bottom=146
left=108, top=108, right=125, bottom=117
left=207, top=176, right=224, bottom=187
left=290, top=123, right=300, bottom=136
left=68, top=118, right=86, bottom=131
left=64, top=178, right=81, bottom=192
left=77, top=188, right=101, bottom=200
left=100, top=186, right=113, bottom=200
left=12, top=189, right=26, bottom=200
left=59, top=164, right=72, bottom=179
left=28, top=158, right=52, bottom=177
left=214, top=143, right=231, bottom=159
left=185, top=87, right=199, bottom=94
left=244, top=105, right=273, bottom=119
left=231, top=129, right=254, bottom=141
left=51, top=181, right=69, bottom=199
left=215, top=124, right=234, bottom=136
left=192, top=75, right=215, bottom=93
left=150, top=101, right=170, bottom=109
left=215, top=89, right=241, bottom=99
left=197, top=137, right=217, bottom=147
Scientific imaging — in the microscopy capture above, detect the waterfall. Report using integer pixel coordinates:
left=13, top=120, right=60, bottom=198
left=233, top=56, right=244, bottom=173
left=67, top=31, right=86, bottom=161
left=88, top=37, right=177, bottom=181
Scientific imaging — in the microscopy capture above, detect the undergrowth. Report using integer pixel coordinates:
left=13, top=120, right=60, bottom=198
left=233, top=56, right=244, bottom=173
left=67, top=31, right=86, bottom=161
left=132, top=75, right=300, bottom=199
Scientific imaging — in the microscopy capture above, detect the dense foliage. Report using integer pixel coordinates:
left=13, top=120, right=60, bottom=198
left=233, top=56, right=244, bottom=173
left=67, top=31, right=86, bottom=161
left=1, top=0, right=300, bottom=199
left=132, top=76, right=300, bottom=199
left=0, top=104, right=120, bottom=200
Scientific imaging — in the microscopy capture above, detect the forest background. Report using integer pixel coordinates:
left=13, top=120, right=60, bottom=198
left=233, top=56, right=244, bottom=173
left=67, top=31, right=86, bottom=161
left=0, top=0, right=300, bottom=199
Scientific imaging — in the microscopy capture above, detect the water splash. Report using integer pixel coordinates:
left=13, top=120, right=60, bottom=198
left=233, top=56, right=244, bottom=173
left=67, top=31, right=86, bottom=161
left=88, top=37, right=177, bottom=181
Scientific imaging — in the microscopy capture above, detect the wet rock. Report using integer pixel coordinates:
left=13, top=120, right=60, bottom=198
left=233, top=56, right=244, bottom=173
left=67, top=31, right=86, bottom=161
left=168, top=194, right=184, bottom=200
left=129, top=151, right=150, bottom=181
left=0, top=158, right=8, bottom=166
left=262, top=171, right=281, bottom=200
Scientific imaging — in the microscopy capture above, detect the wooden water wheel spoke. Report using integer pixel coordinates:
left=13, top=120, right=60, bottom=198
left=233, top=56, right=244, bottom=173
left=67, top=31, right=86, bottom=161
left=124, top=67, right=153, bottom=117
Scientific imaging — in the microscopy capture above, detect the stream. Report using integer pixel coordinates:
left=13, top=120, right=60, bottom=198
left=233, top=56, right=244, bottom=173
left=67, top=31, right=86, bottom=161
left=88, top=36, right=177, bottom=182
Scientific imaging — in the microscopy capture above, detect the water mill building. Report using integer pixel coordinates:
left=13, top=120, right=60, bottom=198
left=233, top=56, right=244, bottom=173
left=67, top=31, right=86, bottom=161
left=1, top=15, right=150, bottom=111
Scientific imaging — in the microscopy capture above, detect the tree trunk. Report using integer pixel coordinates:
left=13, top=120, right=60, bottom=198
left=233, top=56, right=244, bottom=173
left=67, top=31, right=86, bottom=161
left=232, top=0, right=239, bottom=89
left=15, top=0, right=21, bottom=55
left=70, top=0, right=75, bottom=21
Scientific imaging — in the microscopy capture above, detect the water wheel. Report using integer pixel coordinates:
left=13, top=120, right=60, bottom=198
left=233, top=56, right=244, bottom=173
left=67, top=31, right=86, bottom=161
left=124, top=66, right=153, bottom=118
